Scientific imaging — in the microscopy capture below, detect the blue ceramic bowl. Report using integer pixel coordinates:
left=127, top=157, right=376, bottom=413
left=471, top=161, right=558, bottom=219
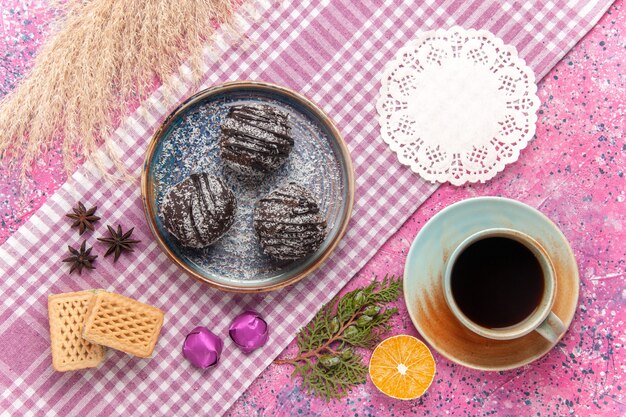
left=141, top=81, right=354, bottom=292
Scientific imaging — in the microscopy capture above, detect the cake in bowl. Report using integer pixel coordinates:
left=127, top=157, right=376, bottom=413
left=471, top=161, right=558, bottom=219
left=254, top=183, right=327, bottom=262
left=160, top=173, right=236, bottom=248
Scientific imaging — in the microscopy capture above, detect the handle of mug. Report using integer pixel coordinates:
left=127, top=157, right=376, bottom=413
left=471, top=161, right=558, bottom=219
left=535, top=311, right=566, bottom=343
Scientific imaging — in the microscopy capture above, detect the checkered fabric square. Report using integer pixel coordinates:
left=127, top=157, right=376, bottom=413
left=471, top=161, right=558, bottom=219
left=0, top=0, right=612, bottom=415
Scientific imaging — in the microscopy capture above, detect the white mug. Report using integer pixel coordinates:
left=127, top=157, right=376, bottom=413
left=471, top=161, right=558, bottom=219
left=443, top=228, right=566, bottom=343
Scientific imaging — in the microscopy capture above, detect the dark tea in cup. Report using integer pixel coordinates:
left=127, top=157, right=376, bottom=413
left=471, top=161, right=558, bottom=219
left=443, top=228, right=565, bottom=342
left=450, top=236, right=544, bottom=328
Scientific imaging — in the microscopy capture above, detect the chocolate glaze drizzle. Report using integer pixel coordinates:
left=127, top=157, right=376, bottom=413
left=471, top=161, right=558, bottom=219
left=254, top=183, right=327, bottom=262
left=219, top=104, right=294, bottom=176
left=160, top=173, right=237, bottom=248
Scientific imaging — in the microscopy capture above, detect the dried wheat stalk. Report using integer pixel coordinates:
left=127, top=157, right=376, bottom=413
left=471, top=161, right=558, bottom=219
left=0, top=0, right=242, bottom=180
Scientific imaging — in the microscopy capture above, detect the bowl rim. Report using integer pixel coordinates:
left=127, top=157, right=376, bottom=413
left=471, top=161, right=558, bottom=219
left=140, top=80, right=355, bottom=293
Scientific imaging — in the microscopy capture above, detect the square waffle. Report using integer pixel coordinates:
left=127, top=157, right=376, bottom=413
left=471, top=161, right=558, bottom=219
left=48, top=290, right=105, bottom=372
left=82, top=291, right=164, bottom=358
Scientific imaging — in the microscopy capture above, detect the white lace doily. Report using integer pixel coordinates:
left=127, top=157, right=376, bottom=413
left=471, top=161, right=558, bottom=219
left=377, top=27, right=540, bottom=185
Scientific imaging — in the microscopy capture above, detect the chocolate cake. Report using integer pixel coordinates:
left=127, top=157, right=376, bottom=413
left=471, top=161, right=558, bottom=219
left=254, top=183, right=327, bottom=262
left=160, top=173, right=236, bottom=248
left=219, top=104, right=294, bottom=177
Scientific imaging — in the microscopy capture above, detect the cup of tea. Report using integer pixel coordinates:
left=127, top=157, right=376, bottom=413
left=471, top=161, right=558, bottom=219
left=443, top=228, right=566, bottom=342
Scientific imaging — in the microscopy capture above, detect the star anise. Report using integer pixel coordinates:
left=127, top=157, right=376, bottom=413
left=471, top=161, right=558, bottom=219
left=97, top=225, right=141, bottom=262
left=62, top=241, right=98, bottom=275
left=66, top=202, right=100, bottom=235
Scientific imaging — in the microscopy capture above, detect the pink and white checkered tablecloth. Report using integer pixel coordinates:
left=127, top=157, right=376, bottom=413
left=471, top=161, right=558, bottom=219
left=0, top=0, right=613, bottom=416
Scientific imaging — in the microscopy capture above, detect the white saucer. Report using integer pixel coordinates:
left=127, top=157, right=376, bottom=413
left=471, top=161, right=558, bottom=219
left=404, top=197, right=579, bottom=371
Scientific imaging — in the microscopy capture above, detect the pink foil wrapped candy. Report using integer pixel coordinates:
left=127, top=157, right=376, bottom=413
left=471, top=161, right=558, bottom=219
left=229, top=311, right=269, bottom=353
left=182, top=327, right=223, bottom=369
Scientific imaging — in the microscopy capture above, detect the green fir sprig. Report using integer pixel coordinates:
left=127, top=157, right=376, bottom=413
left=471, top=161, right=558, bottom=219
left=274, top=275, right=402, bottom=400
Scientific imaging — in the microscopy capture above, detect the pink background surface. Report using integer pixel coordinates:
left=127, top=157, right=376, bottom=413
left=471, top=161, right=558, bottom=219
left=1, top=1, right=624, bottom=416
